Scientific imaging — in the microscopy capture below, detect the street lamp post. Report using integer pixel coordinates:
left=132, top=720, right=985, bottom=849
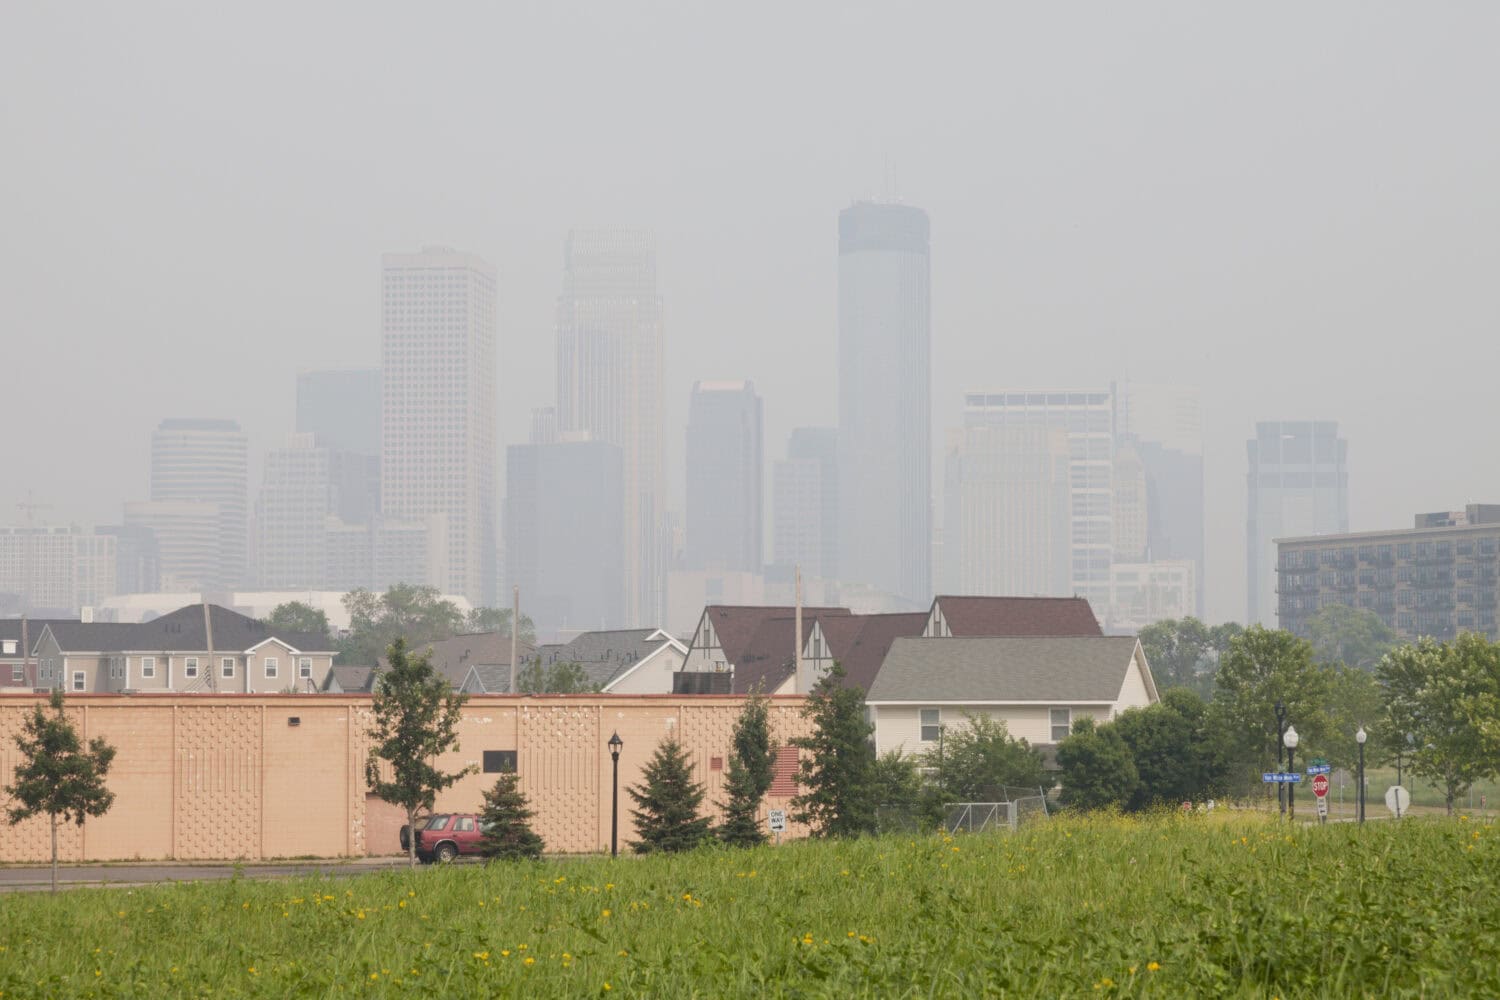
left=1356, top=726, right=1367, bottom=825
left=608, top=731, right=623, bottom=857
left=1274, top=701, right=1288, bottom=816
left=1284, top=725, right=1300, bottom=822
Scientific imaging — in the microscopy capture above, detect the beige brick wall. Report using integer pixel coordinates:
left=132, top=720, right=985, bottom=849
left=0, top=693, right=812, bottom=862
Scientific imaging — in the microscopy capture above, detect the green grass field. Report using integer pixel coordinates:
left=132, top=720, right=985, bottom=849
left=2, top=813, right=1496, bottom=998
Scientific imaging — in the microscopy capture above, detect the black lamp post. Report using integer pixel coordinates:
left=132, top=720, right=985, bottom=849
left=1284, top=725, right=1299, bottom=822
left=1394, top=731, right=1414, bottom=820
left=1274, top=701, right=1288, bottom=816
left=608, top=731, right=623, bottom=857
left=1356, top=726, right=1367, bottom=825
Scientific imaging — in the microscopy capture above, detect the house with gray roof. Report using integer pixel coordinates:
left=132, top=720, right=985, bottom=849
left=493, top=628, right=686, bottom=694
left=32, top=603, right=337, bottom=693
left=866, top=635, right=1157, bottom=758
left=0, top=618, right=75, bottom=691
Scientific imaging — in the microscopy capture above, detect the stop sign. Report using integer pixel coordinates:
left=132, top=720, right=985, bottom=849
left=1312, top=774, right=1330, bottom=798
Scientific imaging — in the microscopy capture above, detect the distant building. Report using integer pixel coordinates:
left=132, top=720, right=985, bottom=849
left=1247, top=420, right=1349, bottom=626
left=555, top=229, right=665, bottom=625
left=122, top=501, right=221, bottom=593
left=837, top=202, right=931, bottom=608
left=528, top=628, right=688, bottom=695
left=1115, top=382, right=1205, bottom=615
left=0, top=526, right=117, bottom=614
left=297, top=368, right=381, bottom=525
left=381, top=247, right=498, bottom=605
left=505, top=436, right=625, bottom=641
left=1103, top=560, right=1197, bottom=633
left=1277, top=504, right=1500, bottom=642
left=150, top=418, right=249, bottom=590
left=960, top=391, right=1115, bottom=610
left=941, top=423, right=1072, bottom=598
left=772, top=427, right=838, bottom=582
left=684, top=380, right=763, bottom=573
left=96, top=523, right=160, bottom=596
left=254, top=433, right=332, bottom=590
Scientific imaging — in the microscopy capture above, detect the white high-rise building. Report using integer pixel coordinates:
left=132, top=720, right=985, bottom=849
left=555, top=229, right=664, bottom=625
left=837, top=202, right=931, bottom=607
left=942, top=423, right=1072, bottom=597
left=150, top=418, right=248, bottom=590
left=254, top=433, right=332, bottom=590
left=961, top=391, right=1115, bottom=609
left=381, top=247, right=498, bottom=604
left=0, top=526, right=117, bottom=613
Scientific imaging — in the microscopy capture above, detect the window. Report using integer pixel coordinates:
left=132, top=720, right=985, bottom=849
left=264, top=657, right=279, bottom=679
left=141, top=656, right=155, bottom=679
left=184, top=657, right=198, bottom=678
left=72, top=671, right=86, bottom=692
left=1050, top=708, right=1072, bottom=743
left=454, top=817, right=475, bottom=832
left=222, top=657, right=235, bottom=678
left=920, top=708, right=941, bottom=743
left=483, top=750, right=517, bottom=773
left=12, top=666, right=24, bottom=683
left=299, top=657, right=312, bottom=679
left=424, top=815, right=451, bottom=831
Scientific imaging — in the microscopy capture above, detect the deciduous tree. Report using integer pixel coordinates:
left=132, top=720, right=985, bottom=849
left=465, top=606, right=537, bottom=644
left=1112, top=688, right=1228, bottom=809
left=339, top=584, right=467, bottom=665
left=790, top=662, right=878, bottom=837
left=627, top=737, right=711, bottom=853
left=1306, top=604, right=1397, bottom=672
left=1377, top=634, right=1500, bottom=814
left=922, top=713, right=1046, bottom=801
left=5, top=690, right=116, bottom=893
left=516, top=660, right=599, bottom=694
left=365, top=638, right=474, bottom=867
left=1056, top=718, right=1138, bottom=811
left=1209, top=626, right=1334, bottom=779
left=262, top=601, right=331, bottom=638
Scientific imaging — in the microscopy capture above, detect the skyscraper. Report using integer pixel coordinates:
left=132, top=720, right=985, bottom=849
left=684, top=380, right=763, bottom=573
left=1247, top=420, right=1349, bottom=626
left=150, top=418, right=248, bottom=589
left=254, top=433, right=332, bottom=589
left=960, top=391, right=1115, bottom=609
left=836, top=202, right=931, bottom=606
left=773, top=427, right=838, bottom=581
left=555, top=229, right=664, bottom=624
left=297, top=368, right=381, bottom=525
left=942, top=423, right=1072, bottom=597
left=505, top=435, right=625, bottom=641
left=1115, top=382, right=1205, bottom=615
left=381, top=247, right=498, bottom=605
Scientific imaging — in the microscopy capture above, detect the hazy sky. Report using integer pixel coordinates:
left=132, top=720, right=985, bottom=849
left=3, top=2, right=1497, bottom=623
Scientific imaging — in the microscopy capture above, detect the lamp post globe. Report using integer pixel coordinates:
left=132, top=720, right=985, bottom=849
left=1355, top=726, right=1367, bottom=825
left=1283, top=726, right=1299, bottom=821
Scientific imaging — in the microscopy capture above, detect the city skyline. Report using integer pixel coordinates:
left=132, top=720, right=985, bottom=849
left=4, top=4, right=1498, bottom=624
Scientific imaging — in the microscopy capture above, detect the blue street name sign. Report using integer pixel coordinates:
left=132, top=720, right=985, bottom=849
left=1306, top=764, right=1332, bottom=775
left=1261, top=772, right=1304, bottom=783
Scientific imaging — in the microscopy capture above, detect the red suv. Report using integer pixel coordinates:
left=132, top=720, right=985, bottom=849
left=415, top=813, right=486, bottom=863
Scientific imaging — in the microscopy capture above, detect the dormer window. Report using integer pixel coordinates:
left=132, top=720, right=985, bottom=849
left=1, top=640, right=16, bottom=655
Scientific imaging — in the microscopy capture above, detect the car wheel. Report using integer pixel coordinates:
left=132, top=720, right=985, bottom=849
left=435, top=842, right=458, bottom=864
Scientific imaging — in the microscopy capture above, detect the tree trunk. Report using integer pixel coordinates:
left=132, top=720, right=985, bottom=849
left=1447, top=786, right=1455, bottom=817
left=50, top=813, right=58, bottom=895
left=407, top=806, right=418, bottom=868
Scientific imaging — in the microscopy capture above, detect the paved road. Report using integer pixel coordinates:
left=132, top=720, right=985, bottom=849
left=0, top=857, right=415, bottom=892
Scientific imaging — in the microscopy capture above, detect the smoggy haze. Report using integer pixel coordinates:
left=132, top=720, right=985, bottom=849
left=2, top=2, right=1498, bottom=623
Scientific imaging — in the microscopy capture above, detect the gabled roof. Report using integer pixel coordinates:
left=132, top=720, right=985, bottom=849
left=816, top=612, right=929, bottom=691
left=325, top=664, right=378, bottom=693
left=38, top=605, right=335, bottom=656
left=41, top=622, right=141, bottom=654
left=698, top=605, right=850, bottom=666
left=535, top=628, right=685, bottom=691
left=931, top=596, right=1102, bottom=637
left=461, top=663, right=512, bottom=694
left=868, top=636, right=1142, bottom=704
left=0, top=619, right=78, bottom=657
left=413, top=633, right=536, bottom=688
left=729, top=616, right=802, bottom=694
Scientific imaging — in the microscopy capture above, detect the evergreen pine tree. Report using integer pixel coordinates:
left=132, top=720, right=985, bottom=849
left=790, top=662, right=878, bottom=837
left=716, top=692, right=774, bottom=847
left=477, top=773, right=545, bottom=861
left=627, top=736, right=711, bottom=853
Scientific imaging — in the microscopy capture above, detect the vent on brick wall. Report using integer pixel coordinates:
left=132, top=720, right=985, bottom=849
left=769, top=746, right=799, bottom=797
left=710, top=756, right=723, bottom=771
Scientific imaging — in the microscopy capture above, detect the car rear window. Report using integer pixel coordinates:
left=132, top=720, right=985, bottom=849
left=424, top=815, right=451, bottom=831
left=454, top=817, right=475, bottom=832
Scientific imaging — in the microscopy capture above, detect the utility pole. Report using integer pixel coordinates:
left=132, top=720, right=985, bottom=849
left=509, top=584, right=520, bottom=695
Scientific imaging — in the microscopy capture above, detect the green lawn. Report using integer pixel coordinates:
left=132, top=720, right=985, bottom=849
left=1, top=813, right=1496, bottom=998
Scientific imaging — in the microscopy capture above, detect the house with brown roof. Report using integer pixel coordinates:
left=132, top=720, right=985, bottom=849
left=678, top=605, right=850, bottom=694
left=922, top=595, right=1103, bottom=639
